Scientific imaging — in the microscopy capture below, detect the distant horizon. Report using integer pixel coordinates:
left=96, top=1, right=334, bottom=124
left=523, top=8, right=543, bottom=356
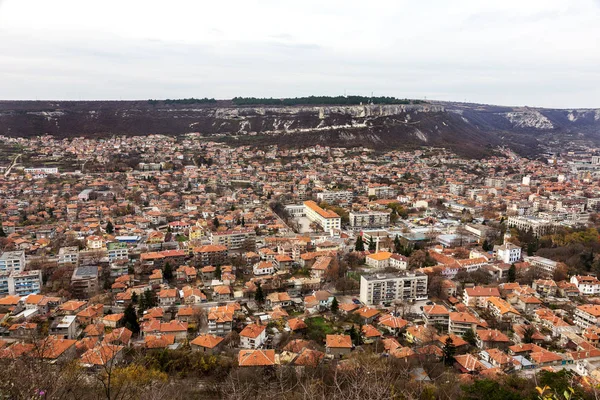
left=0, top=96, right=598, bottom=110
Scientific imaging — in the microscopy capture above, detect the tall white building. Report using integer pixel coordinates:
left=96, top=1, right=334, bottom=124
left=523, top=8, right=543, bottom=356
left=494, top=233, right=521, bottom=264
left=303, top=201, right=341, bottom=232
left=0, top=269, right=43, bottom=296
left=349, top=211, right=390, bottom=229
left=360, top=272, right=428, bottom=305
left=316, top=191, right=353, bottom=204
left=0, top=251, right=26, bottom=273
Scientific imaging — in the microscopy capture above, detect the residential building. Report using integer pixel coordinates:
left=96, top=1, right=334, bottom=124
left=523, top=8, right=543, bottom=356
left=0, top=251, right=25, bottom=273
left=359, top=271, right=428, bottom=305
left=58, top=247, right=79, bottom=266
left=210, top=228, right=256, bottom=250
left=71, top=266, right=99, bottom=298
left=303, top=201, right=341, bottom=231
left=239, top=323, right=267, bottom=349
left=316, top=190, right=353, bottom=204
left=348, top=211, right=390, bottom=229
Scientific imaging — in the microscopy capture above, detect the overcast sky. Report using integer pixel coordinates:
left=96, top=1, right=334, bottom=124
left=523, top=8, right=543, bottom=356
left=0, top=0, right=599, bottom=108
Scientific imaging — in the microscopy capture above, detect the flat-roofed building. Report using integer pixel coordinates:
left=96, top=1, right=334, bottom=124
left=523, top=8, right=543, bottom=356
left=360, top=271, right=428, bottom=305
left=316, top=191, right=353, bottom=205
left=349, top=211, right=390, bottom=229
left=0, top=251, right=26, bottom=273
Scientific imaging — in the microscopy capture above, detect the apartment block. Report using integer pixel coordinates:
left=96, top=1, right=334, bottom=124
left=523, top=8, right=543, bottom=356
left=359, top=272, right=428, bottom=306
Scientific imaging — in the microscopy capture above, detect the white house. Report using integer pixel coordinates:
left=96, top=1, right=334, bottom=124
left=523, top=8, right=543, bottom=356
left=239, top=323, right=267, bottom=349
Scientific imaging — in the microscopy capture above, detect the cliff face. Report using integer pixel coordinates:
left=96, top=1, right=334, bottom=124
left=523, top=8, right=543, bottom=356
left=0, top=100, right=598, bottom=157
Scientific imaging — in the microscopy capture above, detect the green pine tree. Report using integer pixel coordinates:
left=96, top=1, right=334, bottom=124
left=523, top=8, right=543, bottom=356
left=355, top=236, right=365, bottom=252
left=442, top=337, right=456, bottom=364
left=163, top=262, right=173, bottom=281
left=122, top=302, right=140, bottom=334
left=368, top=237, right=376, bottom=251
left=131, top=292, right=138, bottom=304
left=331, top=297, right=339, bottom=314
left=462, top=329, right=477, bottom=346
left=0, top=224, right=5, bottom=238
left=106, top=221, right=114, bottom=234
left=255, top=282, right=265, bottom=304
left=508, top=263, right=516, bottom=282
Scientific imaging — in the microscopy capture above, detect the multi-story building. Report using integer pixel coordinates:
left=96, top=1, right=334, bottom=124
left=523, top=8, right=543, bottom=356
left=107, top=242, right=129, bottom=262
left=0, top=269, right=43, bottom=296
left=210, top=228, right=256, bottom=250
left=0, top=251, right=26, bottom=273
left=193, top=245, right=228, bottom=266
left=348, top=211, right=391, bottom=229
left=423, top=304, right=450, bottom=329
left=507, top=216, right=555, bottom=237
left=574, top=305, right=600, bottom=329
left=58, top=247, right=79, bottom=266
left=316, top=191, right=354, bottom=205
left=494, top=242, right=521, bottom=264
left=525, top=256, right=559, bottom=278
left=71, top=266, right=99, bottom=298
left=570, top=275, right=600, bottom=295
left=303, top=201, right=341, bottom=232
left=359, top=272, right=428, bottom=305
left=367, top=185, right=397, bottom=199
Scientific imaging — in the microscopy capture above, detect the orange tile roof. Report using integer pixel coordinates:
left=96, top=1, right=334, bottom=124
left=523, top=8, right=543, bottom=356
left=238, top=349, right=276, bottom=366
left=326, top=334, right=352, bottom=349
left=240, top=323, right=266, bottom=339
left=190, top=334, right=224, bottom=349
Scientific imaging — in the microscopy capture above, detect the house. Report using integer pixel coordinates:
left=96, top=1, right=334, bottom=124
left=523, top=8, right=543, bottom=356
left=253, top=261, right=275, bottom=276
left=378, top=313, right=409, bottom=335
left=405, top=325, right=439, bottom=345
left=287, top=318, right=308, bottom=332
left=76, top=304, right=104, bottom=325
left=81, top=343, right=124, bottom=367
left=238, top=349, right=276, bottom=367
left=571, top=275, right=600, bottom=295
left=213, top=285, right=232, bottom=301
left=181, top=286, right=207, bottom=304
left=423, top=304, right=450, bottom=330
left=463, top=286, right=501, bottom=307
left=49, top=315, right=79, bottom=339
left=145, top=334, right=175, bottom=349
left=266, top=292, right=292, bottom=308
left=207, top=306, right=235, bottom=336
left=176, top=265, right=197, bottom=282
left=476, top=329, right=510, bottom=349
left=103, top=327, right=133, bottom=347
left=102, top=313, right=124, bottom=328
left=176, top=306, right=195, bottom=323
left=454, top=354, right=485, bottom=374
left=293, top=348, right=325, bottom=367
left=37, top=336, right=77, bottom=362
left=310, top=256, right=332, bottom=280
left=365, top=251, right=392, bottom=269
left=486, top=297, right=521, bottom=321
left=325, top=334, right=352, bottom=358
left=200, top=266, right=217, bottom=281
left=190, top=334, right=224, bottom=354
left=160, top=321, right=188, bottom=341
left=574, top=304, right=600, bottom=329
left=239, top=323, right=267, bottom=349
left=158, top=288, right=178, bottom=306
left=389, top=254, right=408, bottom=270
left=480, top=348, right=512, bottom=370
left=354, top=306, right=380, bottom=324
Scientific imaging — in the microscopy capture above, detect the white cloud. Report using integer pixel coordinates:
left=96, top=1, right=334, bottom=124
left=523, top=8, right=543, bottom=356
left=0, top=0, right=599, bottom=107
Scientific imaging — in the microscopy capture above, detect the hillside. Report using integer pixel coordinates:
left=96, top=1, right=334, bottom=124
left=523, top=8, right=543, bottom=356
left=0, top=100, right=599, bottom=157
